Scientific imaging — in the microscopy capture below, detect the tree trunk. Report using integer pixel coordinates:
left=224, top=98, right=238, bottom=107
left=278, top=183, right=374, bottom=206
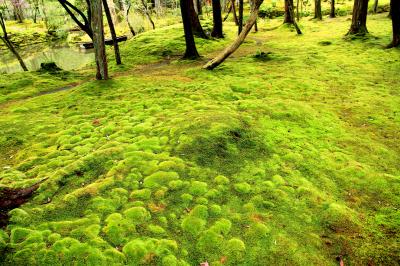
left=388, top=0, right=399, bottom=47
left=103, top=0, right=121, bottom=65
left=330, top=0, right=335, bottom=18
left=141, top=0, right=155, bottom=30
left=203, top=0, right=264, bottom=70
left=224, top=0, right=239, bottom=25
left=58, top=0, right=93, bottom=39
left=296, top=0, right=300, bottom=21
left=284, top=0, right=294, bottom=23
left=189, top=0, right=208, bottom=38
left=373, top=0, right=378, bottom=13
left=196, top=0, right=202, bottom=15
left=126, top=3, right=136, bottom=36
left=314, top=0, right=322, bottom=19
left=347, top=0, right=369, bottom=35
left=238, top=0, right=243, bottom=34
left=90, top=0, right=108, bottom=80
left=211, top=0, right=223, bottom=38
left=0, top=12, right=28, bottom=71
left=180, top=0, right=200, bottom=59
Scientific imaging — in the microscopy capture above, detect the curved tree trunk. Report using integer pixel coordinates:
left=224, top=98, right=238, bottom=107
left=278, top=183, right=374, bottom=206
left=126, top=3, right=136, bottom=36
left=330, top=0, right=335, bottom=18
left=211, top=0, right=223, bottom=38
left=0, top=12, right=28, bottom=71
left=189, top=0, right=207, bottom=38
left=203, top=0, right=264, bottom=70
left=103, top=0, right=121, bottom=65
left=284, top=0, right=294, bottom=23
left=180, top=0, right=200, bottom=59
left=347, top=0, right=369, bottom=35
left=388, top=0, right=399, bottom=47
left=314, top=0, right=322, bottom=20
left=90, top=0, right=108, bottom=80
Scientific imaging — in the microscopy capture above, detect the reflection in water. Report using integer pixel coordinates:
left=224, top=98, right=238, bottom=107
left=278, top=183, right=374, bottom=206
left=0, top=45, right=94, bottom=74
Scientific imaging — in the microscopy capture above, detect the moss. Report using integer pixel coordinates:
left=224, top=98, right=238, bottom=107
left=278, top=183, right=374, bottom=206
left=189, top=181, right=208, bottom=196
left=130, top=189, right=152, bottom=200
left=225, top=238, right=246, bottom=263
left=8, top=208, right=31, bottom=225
left=234, top=182, right=252, bottom=194
left=181, top=216, right=206, bottom=237
left=148, top=224, right=166, bottom=235
left=124, top=207, right=151, bottom=224
left=143, top=171, right=179, bottom=188
left=214, top=175, right=230, bottom=185
left=1, top=12, right=399, bottom=266
left=190, top=205, right=208, bottom=219
left=196, top=229, right=224, bottom=257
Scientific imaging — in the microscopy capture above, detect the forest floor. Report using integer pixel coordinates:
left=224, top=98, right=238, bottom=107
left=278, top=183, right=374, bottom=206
left=0, top=13, right=399, bottom=265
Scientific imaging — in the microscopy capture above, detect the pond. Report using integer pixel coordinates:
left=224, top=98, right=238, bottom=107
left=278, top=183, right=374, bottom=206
left=0, top=44, right=94, bottom=74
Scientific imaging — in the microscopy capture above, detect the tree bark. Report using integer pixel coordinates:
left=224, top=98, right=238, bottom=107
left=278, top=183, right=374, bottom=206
left=103, top=0, right=121, bottom=65
left=0, top=12, right=28, bottom=71
left=141, top=0, right=155, bottom=30
left=284, top=0, right=294, bottom=23
left=225, top=0, right=239, bottom=25
left=203, top=0, right=264, bottom=70
left=347, top=0, right=369, bottom=35
left=58, top=0, right=93, bottom=39
left=211, top=0, right=223, bottom=38
left=314, top=0, right=322, bottom=20
left=330, top=0, right=335, bottom=18
left=180, top=0, right=200, bottom=59
left=189, top=0, right=207, bottom=38
left=196, top=0, right=202, bottom=15
left=126, top=2, right=136, bottom=36
left=90, top=0, right=108, bottom=80
left=238, top=0, right=243, bottom=34
left=388, top=0, right=399, bottom=47
left=373, top=0, right=378, bottom=13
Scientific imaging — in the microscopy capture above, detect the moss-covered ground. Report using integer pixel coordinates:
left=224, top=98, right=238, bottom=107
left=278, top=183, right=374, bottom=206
left=0, top=13, right=399, bottom=265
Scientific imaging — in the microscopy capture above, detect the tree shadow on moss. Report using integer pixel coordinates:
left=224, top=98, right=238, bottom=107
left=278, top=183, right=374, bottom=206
left=175, top=121, right=268, bottom=175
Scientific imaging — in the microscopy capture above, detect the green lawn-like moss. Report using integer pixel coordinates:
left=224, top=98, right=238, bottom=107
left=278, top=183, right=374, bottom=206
left=0, top=13, right=399, bottom=265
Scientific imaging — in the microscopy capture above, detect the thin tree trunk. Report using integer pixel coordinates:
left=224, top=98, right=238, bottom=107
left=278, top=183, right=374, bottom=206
left=196, top=0, right=202, bottom=15
left=296, top=0, right=300, bottom=21
left=106, top=0, right=118, bottom=25
left=180, top=0, right=200, bottom=59
left=388, top=0, right=399, bottom=47
left=141, top=0, right=155, bottom=30
left=58, top=0, right=93, bottom=39
left=347, top=0, right=369, bottom=35
left=284, top=0, right=294, bottom=23
left=126, top=3, right=136, bottom=36
left=204, top=0, right=264, bottom=70
left=314, top=0, right=322, bottom=19
left=330, top=0, right=335, bottom=18
left=189, top=0, right=207, bottom=38
left=103, top=0, right=121, bottom=65
left=238, top=0, right=243, bottom=34
left=211, top=0, right=223, bottom=38
left=0, top=13, right=28, bottom=71
left=231, top=0, right=239, bottom=25
left=224, top=2, right=232, bottom=21
left=373, top=0, right=378, bottom=13
left=90, top=0, right=108, bottom=80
